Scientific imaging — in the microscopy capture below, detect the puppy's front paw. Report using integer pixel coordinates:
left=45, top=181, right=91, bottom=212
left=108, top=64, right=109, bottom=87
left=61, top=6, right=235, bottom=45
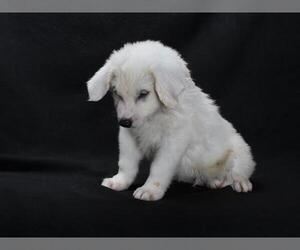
left=101, top=174, right=130, bottom=191
left=133, top=184, right=165, bottom=201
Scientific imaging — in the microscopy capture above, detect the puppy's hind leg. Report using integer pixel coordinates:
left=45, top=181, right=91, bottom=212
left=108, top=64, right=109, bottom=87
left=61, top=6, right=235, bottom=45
left=207, top=177, right=229, bottom=189
left=204, top=150, right=232, bottom=190
left=231, top=173, right=253, bottom=193
left=102, top=128, right=142, bottom=191
left=229, top=135, right=255, bottom=193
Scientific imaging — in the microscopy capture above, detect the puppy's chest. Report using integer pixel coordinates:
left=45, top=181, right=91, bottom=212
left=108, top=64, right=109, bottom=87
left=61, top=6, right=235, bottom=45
left=131, top=124, right=164, bottom=157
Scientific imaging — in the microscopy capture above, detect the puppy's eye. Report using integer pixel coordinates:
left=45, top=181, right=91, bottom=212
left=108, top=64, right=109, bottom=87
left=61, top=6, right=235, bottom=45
left=137, top=90, right=149, bottom=100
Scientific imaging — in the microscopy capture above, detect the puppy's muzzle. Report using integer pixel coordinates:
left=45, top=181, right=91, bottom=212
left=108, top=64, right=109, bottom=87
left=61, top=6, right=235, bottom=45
left=119, top=118, right=132, bottom=128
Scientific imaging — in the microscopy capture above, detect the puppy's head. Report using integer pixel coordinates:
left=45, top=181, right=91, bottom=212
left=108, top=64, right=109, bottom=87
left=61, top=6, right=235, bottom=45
left=87, top=41, right=194, bottom=128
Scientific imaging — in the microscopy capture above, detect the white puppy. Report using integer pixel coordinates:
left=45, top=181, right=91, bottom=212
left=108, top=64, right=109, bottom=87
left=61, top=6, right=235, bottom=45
left=87, top=40, right=255, bottom=201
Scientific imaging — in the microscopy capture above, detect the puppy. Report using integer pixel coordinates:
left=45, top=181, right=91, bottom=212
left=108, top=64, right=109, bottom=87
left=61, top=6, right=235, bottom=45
left=87, top=41, right=255, bottom=201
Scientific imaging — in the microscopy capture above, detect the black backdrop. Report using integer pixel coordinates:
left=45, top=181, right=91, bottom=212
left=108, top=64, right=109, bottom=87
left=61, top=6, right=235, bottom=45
left=0, top=14, right=299, bottom=236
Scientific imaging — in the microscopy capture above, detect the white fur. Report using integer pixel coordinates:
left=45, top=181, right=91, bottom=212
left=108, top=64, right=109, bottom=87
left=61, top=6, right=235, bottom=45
left=87, top=41, right=255, bottom=201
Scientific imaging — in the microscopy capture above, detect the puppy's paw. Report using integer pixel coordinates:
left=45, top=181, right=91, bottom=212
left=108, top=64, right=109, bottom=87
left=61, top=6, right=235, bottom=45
left=231, top=175, right=253, bottom=193
left=133, top=184, right=165, bottom=201
left=101, top=174, right=130, bottom=191
left=208, top=178, right=226, bottom=189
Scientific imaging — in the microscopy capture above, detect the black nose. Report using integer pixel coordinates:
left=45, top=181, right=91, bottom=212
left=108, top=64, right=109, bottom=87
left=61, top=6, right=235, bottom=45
left=119, top=118, right=132, bottom=128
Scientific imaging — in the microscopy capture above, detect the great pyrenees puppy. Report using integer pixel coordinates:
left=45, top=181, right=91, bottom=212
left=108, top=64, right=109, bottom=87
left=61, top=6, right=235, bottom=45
left=87, top=40, right=255, bottom=201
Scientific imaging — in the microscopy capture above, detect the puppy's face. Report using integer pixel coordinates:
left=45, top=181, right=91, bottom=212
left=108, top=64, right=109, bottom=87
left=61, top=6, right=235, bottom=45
left=110, top=71, right=161, bottom=128
left=87, top=42, right=193, bottom=126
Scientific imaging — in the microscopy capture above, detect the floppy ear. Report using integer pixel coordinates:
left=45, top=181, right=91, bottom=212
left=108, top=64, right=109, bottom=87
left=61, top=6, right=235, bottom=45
left=86, top=61, right=114, bottom=102
left=151, top=64, right=191, bottom=109
left=151, top=70, right=177, bottom=108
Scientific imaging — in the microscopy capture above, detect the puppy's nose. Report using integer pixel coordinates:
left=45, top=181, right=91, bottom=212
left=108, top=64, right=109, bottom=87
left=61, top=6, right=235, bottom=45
left=119, top=118, right=132, bottom=128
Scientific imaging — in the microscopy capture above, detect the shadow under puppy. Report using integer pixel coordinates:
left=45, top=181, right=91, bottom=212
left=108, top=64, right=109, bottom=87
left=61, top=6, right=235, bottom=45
left=87, top=41, right=255, bottom=201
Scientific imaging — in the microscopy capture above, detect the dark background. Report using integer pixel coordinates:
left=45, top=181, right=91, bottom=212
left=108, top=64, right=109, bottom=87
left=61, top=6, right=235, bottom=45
left=0, top=14, right=299, bottom=236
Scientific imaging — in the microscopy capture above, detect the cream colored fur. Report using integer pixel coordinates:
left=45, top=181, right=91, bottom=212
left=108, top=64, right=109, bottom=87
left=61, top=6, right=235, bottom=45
left=87, top=41, right=255, bottom=201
